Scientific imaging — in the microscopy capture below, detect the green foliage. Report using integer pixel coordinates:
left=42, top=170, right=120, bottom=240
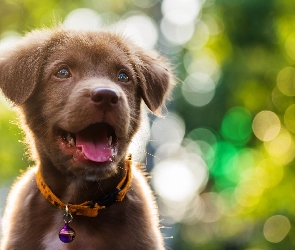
left=0, top=100, right=27, bottom=184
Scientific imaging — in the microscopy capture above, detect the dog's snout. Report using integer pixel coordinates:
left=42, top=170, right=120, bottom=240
left=90, top=88, right=119, bottom=108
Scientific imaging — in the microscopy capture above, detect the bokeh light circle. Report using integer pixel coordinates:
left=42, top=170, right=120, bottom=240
left=184, top=73, right=215, bottom=92
left=161, top=0, right=201, bottom=25
left=264, top=128, right=295, bottom=165
left=263, top=215, right=291, bottom=243
left=151, top=113, right=185, bottom=148
left=221, top=107, right=252, bottom=145
left=211, top=141, right=239, bottom=188
left=63, top=8, right=102, bottom=30
left=202, top=14, right=224, bottom=35
left=187, top=127, right=217, bottom=146
left=183, top=139, right=215, bottom=168
left=182, top=73, right=215, bottom=107
left=198, top=192, right=223, bottom=223
left=257, top=159, right=284, bottom=188
left=272, top=86, right=294, bottom=112
left=284, top=104, right=295, bottom=133
left=187, top=128, right=217, bottom=167
left=234, top=185, right=261, bottom=208
left=277, top=67, right=295, bottom=96
left=285, top=33, right=295, bottom=61
left=252, top=111, right=281, bottom=141
left=115, top=14, right=158, bottom=49
left=183, top=50, right=221, bottom=83
left=160, top=17, right=195, bottom=46
left=185, top=21, right=210, bottom=50
left=182, top=86, right=215, bottom=107
left=152, top=157, right=207, bottom=202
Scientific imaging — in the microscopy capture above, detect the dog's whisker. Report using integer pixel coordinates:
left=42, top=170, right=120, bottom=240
left=144, top=151, right=160, bottom=161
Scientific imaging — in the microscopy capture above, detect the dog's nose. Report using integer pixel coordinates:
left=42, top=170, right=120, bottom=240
left=90, top=88, right=119, bottom=108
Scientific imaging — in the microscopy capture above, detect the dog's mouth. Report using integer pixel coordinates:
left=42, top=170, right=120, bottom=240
left=58, top=123, right=118, bottom=163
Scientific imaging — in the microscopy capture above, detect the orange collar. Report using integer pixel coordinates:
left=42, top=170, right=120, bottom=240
left=36, top=155, right=132, bottom=217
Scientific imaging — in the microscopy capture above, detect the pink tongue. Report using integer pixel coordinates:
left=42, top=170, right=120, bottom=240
left=76, top=124, right=112, bottom=162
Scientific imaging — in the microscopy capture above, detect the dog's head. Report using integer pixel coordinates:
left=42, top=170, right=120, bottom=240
left=0, top=28, right=174, bottom=179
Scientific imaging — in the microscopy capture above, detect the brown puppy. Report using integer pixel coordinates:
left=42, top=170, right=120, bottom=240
left=0, top=28, right=174, bottom=250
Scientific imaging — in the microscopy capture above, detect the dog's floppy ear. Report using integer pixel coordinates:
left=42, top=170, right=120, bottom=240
left=0, top=31, right=48, bottom=105
left=137, top=50, right=175, bottom=116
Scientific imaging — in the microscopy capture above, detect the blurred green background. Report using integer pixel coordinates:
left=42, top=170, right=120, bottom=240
left=1, top=0, right=295, bottom=249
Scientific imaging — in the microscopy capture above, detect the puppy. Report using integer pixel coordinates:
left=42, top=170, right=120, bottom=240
left=0, top=28, right=174, bottom=250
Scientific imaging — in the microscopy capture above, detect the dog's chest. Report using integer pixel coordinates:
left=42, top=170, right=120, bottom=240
left=41, top=208, right=127, bottom=249
left=41, top=220, right=99, bottom=250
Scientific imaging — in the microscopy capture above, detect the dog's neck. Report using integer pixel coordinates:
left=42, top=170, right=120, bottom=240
left=38, top=157, right=129, bottom=205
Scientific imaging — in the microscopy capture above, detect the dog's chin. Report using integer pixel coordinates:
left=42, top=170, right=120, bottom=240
left=79, top=162, right=119, bottom=181
left=63, top=157, right=120, bottom=180
left=84, top=166, right=117, bottom=181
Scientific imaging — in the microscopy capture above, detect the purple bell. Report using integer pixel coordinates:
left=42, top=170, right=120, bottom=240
left=59, top=223, right=76, bottom=243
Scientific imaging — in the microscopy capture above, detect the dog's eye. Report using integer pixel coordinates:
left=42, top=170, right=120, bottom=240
left=118, top=72, right=129, bottom=83
left=55, top=68, right=71, bottom=78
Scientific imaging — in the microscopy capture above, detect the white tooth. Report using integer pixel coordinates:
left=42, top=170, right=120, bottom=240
left=66, top=133, right=75, bottom=147
left=66, top=133, right=72, bottom=142
left=112, top=148, right=117, bottom=156
left=108, top=136, right=112, bottom=146
left=69, top=138, right=75, bottom=147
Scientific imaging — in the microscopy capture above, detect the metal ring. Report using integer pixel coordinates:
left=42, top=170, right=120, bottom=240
left=63, top=204, right=73, bottom=223
left=63, top=213, right=73, bottom=223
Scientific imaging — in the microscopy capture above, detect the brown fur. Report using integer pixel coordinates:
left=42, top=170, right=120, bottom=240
left=0, top=28, right=174, bottom=250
